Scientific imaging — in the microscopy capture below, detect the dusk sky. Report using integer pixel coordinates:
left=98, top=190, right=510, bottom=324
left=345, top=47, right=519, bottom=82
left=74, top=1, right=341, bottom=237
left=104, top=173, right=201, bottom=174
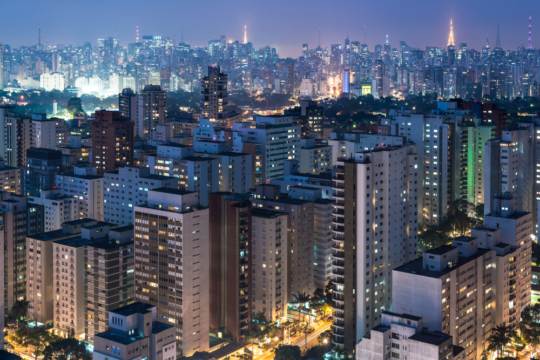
left=3, top=0, right=540, bottom=57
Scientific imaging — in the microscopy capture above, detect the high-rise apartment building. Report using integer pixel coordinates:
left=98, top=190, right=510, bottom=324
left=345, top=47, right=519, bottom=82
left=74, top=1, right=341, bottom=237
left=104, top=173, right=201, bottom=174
left=288, top=186, right=334, bottom=291
left=134, top=188, right=209, bottom=357
left=485, top=127, right=534, bottom=217
left=93, top=303, right=176, bottom=360
left=137, top=85, right=166, bottom=140
left=253, top=184, right=314, bottom=302
left=209, top=193, right=252, bottom=342
left=384, top=103, right=494, bottom=226
left=28, top=189, right=79, bottom=231
left=201, top=66, right=228, bottom=126
left=251, top=208, right=288, bottom=322
left=27, top=219, right=100, bottom=328
left=23, top=148, right=62, bottom=197
left=91, top=110, right=135, bottom=176
left=0, top=192, right=44, bottom=317
left=0, top=106, right=32, bottom=168
left=118, top=88, right=138, bottom=124
left=0, top=159, right=21, bottom=194
left=55, top=166, right=104, bottom=221
left=331, top=145, right=418, bottom=351
left=393, top=240, right=494, bottom=360
left=31, top=114, right=70, bottom=150
left=104, top=167, right=178, bottom=226
left=233, top=116, right=301, bottom=183
left=85, top=226, right=134, bottom=343
left=147, top=144, right=220, bottom=207
left=52, top=223, right=131, bottom=339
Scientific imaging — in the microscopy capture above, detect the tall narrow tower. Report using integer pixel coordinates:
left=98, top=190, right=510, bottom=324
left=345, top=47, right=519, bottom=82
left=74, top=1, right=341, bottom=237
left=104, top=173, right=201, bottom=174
left=136, top=17, right=139, bottom=43
left=528, top=14, right=533, bottom=50
left=38, top=24, right=41, bottom=49
left=448, top=19, right=455, bottom=46
left=243, top=25, right=247, bottom=44
left=495, top=24, right=501, bottom=49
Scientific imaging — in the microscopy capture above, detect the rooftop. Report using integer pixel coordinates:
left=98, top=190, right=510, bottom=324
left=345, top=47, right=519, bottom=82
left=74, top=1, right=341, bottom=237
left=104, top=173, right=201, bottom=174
left=150, top=187, right=195, bottom=196
left=424, top=245, right=455, bottom=256
left=95, top=329, right=145, bottom=345
left=409, top=330, right=451, bottom=346
left=394, top=248, right=491, bottom=278
left=252, top=208, right=288, bottom=219
left=112, top=302, right=154, bottom=317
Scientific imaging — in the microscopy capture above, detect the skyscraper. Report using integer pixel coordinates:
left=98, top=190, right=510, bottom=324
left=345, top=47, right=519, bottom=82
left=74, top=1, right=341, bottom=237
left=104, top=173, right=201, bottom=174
left=0, top=43, right=3, bottom=90
left=137, top=85, right=166, bottom=140
left=91, top=110, right=134, bottom=176
left=134, top=188, right=210, bottom=357
left=200, top=66, right=228, bottom=126
left=209, top=193, right=252, bottom=342
left=331, top=145, right=418, bottom=351
left=23, top=148, right=62, bottom=197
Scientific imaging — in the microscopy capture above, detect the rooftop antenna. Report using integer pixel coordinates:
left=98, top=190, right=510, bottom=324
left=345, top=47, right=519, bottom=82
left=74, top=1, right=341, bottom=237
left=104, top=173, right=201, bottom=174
left=495, top=24, right=501, bottom=49
left=38, top=23, right=41, bottom=48
left=318, top=27, right=321, bottom=48
left=136, top=16, right=139, bottom=43
left=181, top=24, right=184, bottom=44
left=528, top=11, right=533, bottom=50
left=364, top=26, right=367, bottom=44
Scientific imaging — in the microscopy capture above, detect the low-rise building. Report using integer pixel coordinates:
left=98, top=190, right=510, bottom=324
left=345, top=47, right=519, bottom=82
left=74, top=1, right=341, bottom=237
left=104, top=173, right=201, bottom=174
left=357, top=311, right=464, bottom=360
left=93, top=302, right=176, bottom=360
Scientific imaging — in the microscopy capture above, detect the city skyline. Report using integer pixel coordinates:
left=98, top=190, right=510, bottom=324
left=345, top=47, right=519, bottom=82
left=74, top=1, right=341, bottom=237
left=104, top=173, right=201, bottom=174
left=2, top=0, right=540, bottom=57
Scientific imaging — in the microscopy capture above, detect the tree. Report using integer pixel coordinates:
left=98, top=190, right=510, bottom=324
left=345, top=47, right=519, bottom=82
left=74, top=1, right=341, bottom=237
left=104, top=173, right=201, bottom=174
left=252, top=311, right=268, bottom=325
left=325, top=282, right=333, bottom=305
left=67, top=97, right=85, bottom=117
left=293, top=292, right=312, bottom=324
left=43, top=338, right=91, bottom=360
left=301, top=345, right=327, bottom=360
left=274, top=345, right=302, bottom=360
left=23, top=330, right=55, bottom=360
left=486, top=323, right=517, bottom=359
left=317, top=329, right=332, bottom=347
left=11, top=299, right=29, bottom=322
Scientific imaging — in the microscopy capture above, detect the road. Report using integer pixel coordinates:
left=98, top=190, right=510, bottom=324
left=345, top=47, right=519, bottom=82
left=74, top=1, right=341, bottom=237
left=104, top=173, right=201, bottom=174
left=254, top=321, right=332, bottom=360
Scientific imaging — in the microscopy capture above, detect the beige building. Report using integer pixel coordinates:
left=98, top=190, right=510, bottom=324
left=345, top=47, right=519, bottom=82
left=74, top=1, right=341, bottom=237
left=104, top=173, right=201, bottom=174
left=252, top=184, right=314, bottom=303
left=393, top=239, right=494, bottom=360
left=251, top=208, right=288, bottom=322
left=52, top=223, right=123, bottom=338
left=93, top=302, right=176, bottom=360
left=26, top=219, right=100, bottom=327
left=134, top=188, right=209, bottom=357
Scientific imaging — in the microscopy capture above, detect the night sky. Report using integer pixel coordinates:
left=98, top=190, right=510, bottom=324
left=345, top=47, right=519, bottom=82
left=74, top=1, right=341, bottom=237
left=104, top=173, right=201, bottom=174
left=3, top=0, right=540, bottom=56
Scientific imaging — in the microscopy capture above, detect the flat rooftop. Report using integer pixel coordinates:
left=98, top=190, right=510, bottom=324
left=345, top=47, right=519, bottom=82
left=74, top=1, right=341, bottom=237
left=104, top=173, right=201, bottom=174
left=95, top=330, right=145, bottom=345
left=112, top=302, right=154, bottom=317
left=394, top=248, right=491, bottom=278
left=409, top=330, right=451, bottom=346
left=252, top=208, right=288, bottom=219
left=150, top=187, right=195, bottom=196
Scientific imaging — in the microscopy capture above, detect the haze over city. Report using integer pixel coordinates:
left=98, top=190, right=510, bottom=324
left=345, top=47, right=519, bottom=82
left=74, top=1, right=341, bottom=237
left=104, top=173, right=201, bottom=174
left=3, top=0, right=540, bottom=56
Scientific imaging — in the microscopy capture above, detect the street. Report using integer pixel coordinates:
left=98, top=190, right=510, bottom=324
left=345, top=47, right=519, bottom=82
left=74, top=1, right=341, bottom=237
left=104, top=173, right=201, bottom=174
left=254, top=320, right=333, bottom=360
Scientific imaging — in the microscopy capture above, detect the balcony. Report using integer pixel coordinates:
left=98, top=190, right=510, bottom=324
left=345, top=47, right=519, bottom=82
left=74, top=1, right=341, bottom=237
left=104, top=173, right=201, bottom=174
left=332, top=268, right=345, bottom=276
left=332, top=260, right=345, bottom=269
left=333, top=320, right=345, bottom=329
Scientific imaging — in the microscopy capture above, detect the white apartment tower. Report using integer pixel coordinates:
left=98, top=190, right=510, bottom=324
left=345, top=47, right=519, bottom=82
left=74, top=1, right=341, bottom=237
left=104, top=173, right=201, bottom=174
left=331, top=145, right=419, bottom=351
